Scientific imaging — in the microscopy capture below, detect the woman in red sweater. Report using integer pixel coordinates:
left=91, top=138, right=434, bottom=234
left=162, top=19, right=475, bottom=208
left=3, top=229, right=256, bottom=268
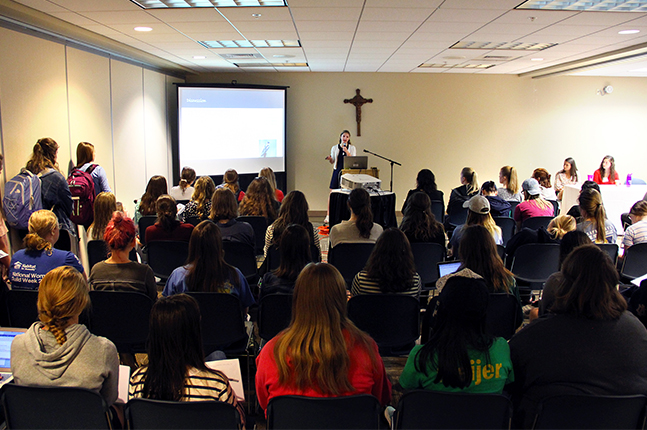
left=593, top=155, right=619, bottom=185
left=255, top=263, right=391, bottom=412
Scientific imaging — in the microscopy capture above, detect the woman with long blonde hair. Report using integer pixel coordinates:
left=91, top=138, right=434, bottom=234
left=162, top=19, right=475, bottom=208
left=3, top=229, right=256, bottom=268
left=513, top=178, right=554, bottom=231
left=448, top=195, right=502, bottom=255
left=577, top=188, right=617, bottom=244
left=498, top=166, right=522, bottom=202
left=255, top=263, right=391, bottom=412
left=88, top=192, right=117, bottom=241
left=259, top=166, right=284, bottom=203
left=181, top=176, right=215, bottom=222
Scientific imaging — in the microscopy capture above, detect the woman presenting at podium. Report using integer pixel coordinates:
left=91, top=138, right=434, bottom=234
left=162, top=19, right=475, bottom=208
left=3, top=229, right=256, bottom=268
left=326, top=130, right=356, bottom=189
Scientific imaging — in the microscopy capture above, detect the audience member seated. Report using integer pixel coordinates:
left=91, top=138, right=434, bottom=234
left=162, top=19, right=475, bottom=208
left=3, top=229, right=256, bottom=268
left=566, top=180, right=600, bottom=221
left=218, top=168, right=245, bottom=203
left=350, top=228, right=421, bottom=299
left=260, top=166, right=284, bottom=203
left=145, top=195, right=194, bottom=244
left=576, top=188, right=617, bottom=244
left=554, top=157, right=578, bottom=201
left=399, top=192, right=446, bottom=247
left=402, top=169, right=444, bottom=214
left=504, top=214, right=576, bottom=268
left=162, top=220, right=255, bottom=312
left=509, top=245, right=647, bottom=428
left=446, top=167, right=479, bottom=228
left=448, top=196, right=502, bottom=255
left=11, top=266, right=118, bottom=407
left=210, top=188, right=254, bottom=247
left=532, top=168, right=557, bottom=201
left=263, top=190, right=320, bottom=258
left=89, top=212, right=157, bottom=301
left=623, top=200, right=647, bottom=250
left=593, top=155, right=620, bottom=185
left=239, top=176, right=280, bottom=224
left=255, top=263, right=392, bottom=413
left=129, top=294, right=244, bottom=427
left=480, top=181, right=511, bottom=217
left=400, top=276, right=513, bottom=392
left=329, top=188, right=383, bottom=248
left=180, top=176, right=215, bottom=222
left=513, top=178, right=554, bottom=231
left=258, top=224, right=311, bottom=299
left=169, top=166, right=196, bottom=202
left=134, top=175, right=167, bottom=224
left=498, top=165, right=522, bottom=202
left=9, top=210, right=84, bottom=289
left=87, top=192, right=117, bottom=241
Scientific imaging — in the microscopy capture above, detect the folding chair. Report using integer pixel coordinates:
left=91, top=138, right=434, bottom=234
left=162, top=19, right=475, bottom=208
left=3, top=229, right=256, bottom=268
left=125, top=398, right=241, bottom=429
left=236, top=216, right=267, bottom=255
left=258, top=293, right=293, bottom=344
left=137, top=216, right=157, bottom=246
left=409, top=242, right=445, bottom=290
left=222, top=241, right=258, bottom=284
left=146, top=240, right=189, bottom=282
left=511, top=243, right=560, bottom=290
left=328, top=243, right=374, bottom=287
left=485, top=293, right=523, bottom=340
left=494, top=216, right=516, bottom=246
left=621, top=243, right=647, bottom=281
left=521, top=216, right=554, bottom=231
left=6, top=289, right=38, bottom=328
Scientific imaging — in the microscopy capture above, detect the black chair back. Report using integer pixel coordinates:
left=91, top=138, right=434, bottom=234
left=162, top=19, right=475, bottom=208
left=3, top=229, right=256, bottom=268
left=236, top=216, right=267, bottom=255
left=485, top=293, right=523, bottom=340
left=125, top=398, right=241, bottom=429
left=496, top=244, right=506, bottom=263
left=430, top=200, right=444, bottom=223
left=138, top=216, right=157, bottom=246
left=185, top=216, right=201, bottom=226
left=328, top=243, right=375, bottom=287
left=409, top=242, right=445, bottom=289
left=508, top=201, right=520, bottom=218
left=87, top=239, right=109, bottom=270
left=521, top=216, right=554, bottom=231
left=347, top=295, right=419, bottom=355
left=446, top=207, right=468, bottom=228
left=494, top=216, right=516, bottom=246
left=53, top=228, right=72, bottom=251
left=393, top=390, right=513, bottom=429
left=1, top=384, right=111, bottom=429
left=89, top=290, right=153, bottom=353
left=185, top=292, right=248, bottom=355
left=511, top=243, right=560, bottom=286
left=222, top=241, right=258, bottom=284
left=628, top=279, right=647, bottom=328
left=258, top=293, right=293, bottom=342
left=146, top=240, right=189, bottom=281
left=267, top=394, right=382, bottom=429
left=621, top=243, right=647, bottom=280
left=266, top=243, right=321, bottom=272
left=596, top=243, right=619, bottom=265
left=548, top=199, right=559, bottom=216
left=532, top=394, right=647, bottom=430
left=6, top=289, right=38, bottom=328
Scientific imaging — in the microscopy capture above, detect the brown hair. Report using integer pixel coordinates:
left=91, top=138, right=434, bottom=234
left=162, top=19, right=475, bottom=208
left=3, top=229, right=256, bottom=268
left=630, top=200, right=647, bottom=217
left=552, top=244, right=625, bottom=320
left=24, top=210, right=57, bottom=253
left=270, top=191, right=312, bottom=246
left=210, top=188, right=239, bottom=221
left=259, top=167, right=278, bottom=199
left=155, top=195, right=179, bottom=231
left=26, top=137, right=59, bottom=174
left=532, top=168, right=552, bottom=189
left=89, top=192, right=117, bottom=241
left=179, top=167, right=196, bottom=190
left=75, top=142, right=95, bottom=168
left=458, top=225, right=514, bottom=293
left=139, top=176, right=168, bottom=215
left=578, top=189, right=607, bottom=243
left=37, top=266, right=89, bottom=345
left=239, top=177, right=276, bottom=220
left=273, top=263, right=379, bottom=394
left=222, top=169, right=240, bottom=194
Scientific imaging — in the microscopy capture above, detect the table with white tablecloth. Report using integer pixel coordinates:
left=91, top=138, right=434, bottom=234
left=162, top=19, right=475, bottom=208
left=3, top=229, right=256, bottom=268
left=560, top=184, right=647, bottom=234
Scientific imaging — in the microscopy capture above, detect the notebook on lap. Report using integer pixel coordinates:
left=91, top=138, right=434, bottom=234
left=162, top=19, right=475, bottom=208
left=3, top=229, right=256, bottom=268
left=0, top=327, right=27, bottom=386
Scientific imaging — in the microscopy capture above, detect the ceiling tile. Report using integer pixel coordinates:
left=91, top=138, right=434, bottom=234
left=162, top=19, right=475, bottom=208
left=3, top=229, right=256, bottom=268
left=289, top=7, right=362, bottom=21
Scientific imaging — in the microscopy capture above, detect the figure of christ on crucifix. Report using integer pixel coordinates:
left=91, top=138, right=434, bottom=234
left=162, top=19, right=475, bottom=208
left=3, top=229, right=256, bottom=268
left=344, top=89, right=372, bottom=136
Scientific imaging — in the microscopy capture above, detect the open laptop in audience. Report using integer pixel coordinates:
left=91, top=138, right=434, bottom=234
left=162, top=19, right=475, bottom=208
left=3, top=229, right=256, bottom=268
left=437, top=260, right=462, bottom=279
left=0, top=327, right=27, bottom=387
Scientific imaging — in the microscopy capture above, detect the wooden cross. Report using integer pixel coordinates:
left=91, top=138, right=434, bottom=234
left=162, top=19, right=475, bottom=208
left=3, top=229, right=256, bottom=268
left=344, top=89, right=373, bottom=136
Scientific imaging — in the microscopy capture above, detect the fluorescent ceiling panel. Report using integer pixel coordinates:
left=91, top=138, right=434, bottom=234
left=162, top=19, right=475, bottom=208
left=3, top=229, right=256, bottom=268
left=517, top=0, right=647, bottom=12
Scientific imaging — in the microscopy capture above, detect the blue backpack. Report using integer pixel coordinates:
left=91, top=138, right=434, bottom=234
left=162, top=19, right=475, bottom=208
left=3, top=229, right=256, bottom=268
left=3, top=169, right=43, bottom=230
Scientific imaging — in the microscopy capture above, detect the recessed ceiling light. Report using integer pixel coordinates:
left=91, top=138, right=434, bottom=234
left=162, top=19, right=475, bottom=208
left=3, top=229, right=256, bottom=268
left=134, top=26, right=153, bottom=32
left=531, top=58, right=544, bottom=61
left=273, top=54, right=294, bottom=58
left=619, top=29, right=640, bottom=34
left=452, top=41, right=556, bottom=51
left=252, top=13, right=262, bottom=17
left=132, top=0, right=286, bottom=8
left=193, top=56, right=206, bottom=59
left=517, top=0, right=647, bottom=12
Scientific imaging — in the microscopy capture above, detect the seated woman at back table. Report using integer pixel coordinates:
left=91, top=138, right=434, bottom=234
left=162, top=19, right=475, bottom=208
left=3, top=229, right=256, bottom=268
left=593, top=155, right=620, bottom=185
left=513, top=178, right=554, bottom=231
left=399, top=191, right=446, bottom=248
left=209, top=188, right=255, bottom=247
left=351, top=228, right=421, bottom=299
left=329, top=188, right=383, bottom=248
left=9, top=210, right=84, bottom=289
left=145, top=195, right=194, bottom=244
left=554, top=157, right=578, bottom=200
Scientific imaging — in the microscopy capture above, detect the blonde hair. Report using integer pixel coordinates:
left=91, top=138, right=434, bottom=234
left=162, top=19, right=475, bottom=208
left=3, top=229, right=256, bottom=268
left=89, top=192, right=117, bottom=241
left=524, top=192, right=553, bottom=211
left=461, top=167, right=479, bottom=195
left=191, top=176, right=216, bottom=215
left=24, top=210, right=58, bottom=252
left=547, top=215, right=576, bottom=239
left=259, top=167, right=278, bottom=196
left=579, top=189, right=607, bottom=243
left=500, top=166, right=519, bottom=194
left=466, top=211, right=502, bottom=240
left=37, top=266, right=89, bottom=345
left=273, top=263, right=378, bottom=394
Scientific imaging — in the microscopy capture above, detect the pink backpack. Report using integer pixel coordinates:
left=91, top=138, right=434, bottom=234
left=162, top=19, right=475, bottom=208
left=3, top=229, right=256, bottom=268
left=67, top=165, right=96, bottom=227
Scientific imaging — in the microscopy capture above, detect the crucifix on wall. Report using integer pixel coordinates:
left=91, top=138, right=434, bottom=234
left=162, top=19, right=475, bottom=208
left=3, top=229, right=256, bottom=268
left=344, top=89, right=373, bottom=136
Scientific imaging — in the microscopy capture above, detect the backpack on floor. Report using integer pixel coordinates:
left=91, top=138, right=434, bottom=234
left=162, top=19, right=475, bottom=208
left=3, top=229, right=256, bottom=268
left=3, top=169, right=42, bottom=230
left=67, top=164, right=96, bottom=227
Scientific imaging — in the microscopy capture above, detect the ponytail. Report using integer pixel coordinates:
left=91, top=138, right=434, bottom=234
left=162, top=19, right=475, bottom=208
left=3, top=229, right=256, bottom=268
left=348, top=188, right=373, bottom=238
left=579, top=189, right=607, bottom=243
left=462, top=167, right=479, bottom=195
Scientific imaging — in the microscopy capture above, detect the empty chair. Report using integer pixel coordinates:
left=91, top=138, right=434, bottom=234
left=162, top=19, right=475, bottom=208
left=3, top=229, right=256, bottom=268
left=621, top=243, right=647, bottom=281
left=89, top=290, right=153, bottom=354
left=532, top=394, right=647, bottom=430
left=146, top=240, right=189, bottom=281
left=596, top=243, right=619, bottom=265
left=493, top=216, right=516, bottom=246
left=6, top=289, right=38, bottom=328
left=236, top=215, right=267, bottom=255
left=222, top=240, right=258, bottom=284
left=267, top=394, right=382, bottom=429
left=511, top=243, right=560, bottom=287
left=137, top=215, right=157, bottom=246
left=522, top=216, right=554, bottom=231
left=446, top=207, right=468, bottom=228
left=265, top=243, right=321, bottom=272
left=328, top=243, right=374, bottom=287
left=347, top=295, right=419, bottom=355
left=125, top=398, right=241, bottom=430
left=393, top=390, right=513, bottom=429
left=410, top=242, right=445, bottom=289
left=258, top=293, right=293, bottom=343
left=485, top=293, right=523, bottom=340
left=1, top=385, right=111, bottom=429
left=430, top=200, right=444, bottom=224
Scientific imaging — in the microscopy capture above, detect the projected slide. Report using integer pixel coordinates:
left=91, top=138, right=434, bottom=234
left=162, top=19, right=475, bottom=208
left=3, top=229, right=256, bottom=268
left=178, top=86, right=286, bottom=176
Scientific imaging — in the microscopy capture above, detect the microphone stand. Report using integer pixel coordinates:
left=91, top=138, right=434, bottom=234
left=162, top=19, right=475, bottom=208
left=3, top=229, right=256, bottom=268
left=363, top=149, right=401, bottom=192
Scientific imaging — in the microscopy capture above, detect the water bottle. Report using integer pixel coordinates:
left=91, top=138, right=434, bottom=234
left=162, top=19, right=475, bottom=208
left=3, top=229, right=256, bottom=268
left=627, top=173, right=633, bottom=186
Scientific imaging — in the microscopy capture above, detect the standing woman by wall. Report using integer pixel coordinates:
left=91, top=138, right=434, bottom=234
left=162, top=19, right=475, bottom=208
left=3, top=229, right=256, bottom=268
left=25, top=138, right=75, bottom=241
left=75, top=142, right=111, bottom=196
left=169, top=167, right=196, bottom=202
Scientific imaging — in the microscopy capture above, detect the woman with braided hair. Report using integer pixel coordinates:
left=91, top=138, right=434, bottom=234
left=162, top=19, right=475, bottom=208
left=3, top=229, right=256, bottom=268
left=8, top=210, right=84, bottom=289
left=11, top=266, right=119, bottom=406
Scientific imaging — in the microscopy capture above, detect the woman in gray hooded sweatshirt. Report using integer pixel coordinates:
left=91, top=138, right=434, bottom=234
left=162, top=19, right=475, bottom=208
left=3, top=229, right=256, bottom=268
left=10, top=266, right=119, bottom=405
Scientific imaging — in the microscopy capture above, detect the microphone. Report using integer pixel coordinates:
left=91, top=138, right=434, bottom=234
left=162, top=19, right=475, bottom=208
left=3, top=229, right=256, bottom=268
left=363, top=149, right=368, bottom=153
